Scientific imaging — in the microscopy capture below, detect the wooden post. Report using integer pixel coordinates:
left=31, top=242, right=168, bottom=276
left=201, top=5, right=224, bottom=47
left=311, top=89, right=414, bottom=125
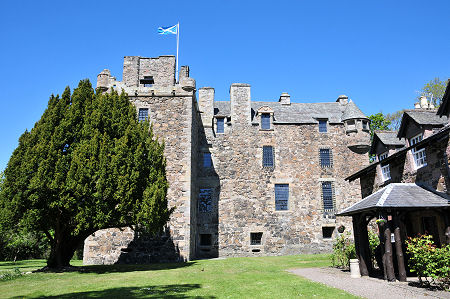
left=393, top=215, right=407, bottom=282
left=352, top=215, right=362, bottom=267
left=383, top=222, right=396, bottom=282
left=358, top=216, right=371, bottom=276
left=377, top=219, right=387, bottom=280
left=444, top=212, right=450, bottom=245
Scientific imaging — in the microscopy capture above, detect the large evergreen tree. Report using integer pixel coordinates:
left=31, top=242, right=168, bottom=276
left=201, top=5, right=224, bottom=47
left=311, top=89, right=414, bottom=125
left=0, top=80, right=171, bottom=269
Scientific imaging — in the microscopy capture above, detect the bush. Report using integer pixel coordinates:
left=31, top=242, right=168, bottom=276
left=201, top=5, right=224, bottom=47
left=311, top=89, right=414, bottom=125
left=406, top=234, right=450, bottom=289
left=368, top=229, right=380, bottom=268
left=0, top=268, right=23, bottom=281
left=0, top=227, right=50, bottom=261
left=331, top=232, right=356, bottom=269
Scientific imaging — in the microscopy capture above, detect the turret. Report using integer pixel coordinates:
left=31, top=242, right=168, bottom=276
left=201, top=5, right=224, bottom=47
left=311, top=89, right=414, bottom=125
left=340, top=98, right=370, bottom=154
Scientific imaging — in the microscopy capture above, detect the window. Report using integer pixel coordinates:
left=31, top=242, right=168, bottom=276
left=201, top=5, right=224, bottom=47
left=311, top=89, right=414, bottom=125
left=362, top=120, right=369, bottom=131
left=321, top=182, right=335, bottom=213
left=322, top=227, right=335, bottom=239
left=261, top=113, right=271, bottom=130
left=200, top=234, right=212, bottom=246
left=378, top=152, right=388, bottom=161
left=203, top=153, right=212, bottom=168
left=138, top=108, right=149, bottom=122
left=216, top=118, right=224, bottom=134
left=346, top=120, right=356, bottom=131
left=250, top=232, right=263, bottom=245
left=410, top=134, right=427, bottom=168
left=319, top=120, right=327, bottom=133
left=381, top=164, right=391, bottom=181
left=319, top=148, right=332, bottom=168
left=140, top=76, right=154, bottom=87
left=263, top=146, right=274, bottom=168
left=199, top=188, right=212, bottom=212
left=275, top=184, right=289, bottom=211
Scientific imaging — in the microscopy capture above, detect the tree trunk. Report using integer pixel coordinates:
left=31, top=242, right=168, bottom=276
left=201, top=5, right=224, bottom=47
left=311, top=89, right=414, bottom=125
left=46, top=232, right=87, bottom=269
left=384, top=224, right=396, bottom=282
left=393, top=216, right=407, bottom=282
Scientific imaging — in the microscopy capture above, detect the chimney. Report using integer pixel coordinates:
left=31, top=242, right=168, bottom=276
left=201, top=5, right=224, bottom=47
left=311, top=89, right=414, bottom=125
left=179, top=66, right=190, bottom=81
left=198, top=87, right=215, bottom=128
left=230, top=83, right=251, bottom=126
left=420, top=96, right=428, bottom=108
left=336, top=95, right=349, bottom=105
left=279, top=92, right=291, bottom=105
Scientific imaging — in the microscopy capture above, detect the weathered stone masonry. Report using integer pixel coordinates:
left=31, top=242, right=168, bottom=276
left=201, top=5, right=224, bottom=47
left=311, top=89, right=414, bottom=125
left=83, top=55, right=371, bottom=264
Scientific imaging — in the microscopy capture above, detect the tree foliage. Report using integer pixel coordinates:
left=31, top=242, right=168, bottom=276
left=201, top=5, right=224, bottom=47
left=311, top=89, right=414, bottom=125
left=0, top=80, right=171, bottom=269
left=418, top=77, right=447, bottom=107
left=368, top=113, right=391, bottom=138
left=385, top=110, right=405, bottom=131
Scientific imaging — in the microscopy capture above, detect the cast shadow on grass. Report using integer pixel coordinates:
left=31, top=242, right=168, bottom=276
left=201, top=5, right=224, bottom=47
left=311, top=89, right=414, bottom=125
left=77, top=261, right=197, bottom=274
left=31, top=284, right=215, bottom=299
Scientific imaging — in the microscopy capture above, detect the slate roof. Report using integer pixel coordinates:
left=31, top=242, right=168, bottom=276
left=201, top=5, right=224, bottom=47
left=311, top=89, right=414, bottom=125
left=341, top=101, right=368, bottom=121
left=397, top=110, right=448, bottom=138
left=404, top=110, right=448, bottom=126
left=369, top=131, right=405, bottom=155
left=213, top=100, right=367, bottom=124
left=337, top=183, right=450, bottom=216
left=376, top=131, right=404, bottom=146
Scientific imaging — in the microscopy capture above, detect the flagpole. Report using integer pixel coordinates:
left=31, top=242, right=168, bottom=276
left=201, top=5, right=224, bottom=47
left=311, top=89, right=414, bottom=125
left=176, top=22, right=179, bottom=83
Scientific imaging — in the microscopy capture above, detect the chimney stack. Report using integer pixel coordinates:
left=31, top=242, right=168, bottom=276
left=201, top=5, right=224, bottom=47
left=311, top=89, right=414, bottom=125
left=279, top=92, right=291, bottom=105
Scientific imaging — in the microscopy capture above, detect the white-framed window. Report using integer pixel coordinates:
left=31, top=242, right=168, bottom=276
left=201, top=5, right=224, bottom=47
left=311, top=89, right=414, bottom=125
left=410, top=134, right=427, bottom=169
left=378, top=152, right=388, bottom=161
left=381, top=164, right=391, bottom=181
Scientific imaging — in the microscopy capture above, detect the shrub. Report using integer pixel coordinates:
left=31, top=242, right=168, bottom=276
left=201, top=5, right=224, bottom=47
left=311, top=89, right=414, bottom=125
left=368, top=229, right=380, bottom=268
left=406, top=234, right=450, bottom=289
left=0, top=268, right=23, bottom=281
left=331, top=232, right=356, bottom=269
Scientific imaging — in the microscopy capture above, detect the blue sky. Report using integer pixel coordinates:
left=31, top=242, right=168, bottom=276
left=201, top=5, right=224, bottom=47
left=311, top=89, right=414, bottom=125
left=1, top=0, right=449, bottom=171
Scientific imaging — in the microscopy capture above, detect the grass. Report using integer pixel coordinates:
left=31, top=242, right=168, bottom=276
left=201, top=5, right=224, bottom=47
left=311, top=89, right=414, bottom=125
left=0, top=254, right=359, bottom=298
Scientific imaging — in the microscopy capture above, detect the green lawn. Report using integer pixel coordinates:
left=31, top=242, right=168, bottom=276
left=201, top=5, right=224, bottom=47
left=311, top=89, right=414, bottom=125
left=0, top=255, right=359, bottom=298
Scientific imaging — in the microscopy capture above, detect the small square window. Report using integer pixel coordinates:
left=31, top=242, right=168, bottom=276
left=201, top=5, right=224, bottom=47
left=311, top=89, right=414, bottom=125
left=216, top=118, right=224, bottom=134
left=378, top=152, right=388, bottom=161
left=140, top=76, right=154, bottom=87
left=362, top=120, right=369, bottom=131
left=263, top=146, right=274, bottom=168
left=319, top=148, right=332, bottom=167
left=250, top=232, right=263, bottom=245
left=199, top=188, right=212, bottom=212
left=138, top=108, right=149, bottom=122
left=203, top=153, right=212, bottom=168
left=275, top=184, right=289, bottom=211
left=322, top=227, right=335, bottom=239
left=261, top=114, right=271, bottom=130
left=319, top=120, right=327, bottom=133
left=200, top=234, right=212, bottom=246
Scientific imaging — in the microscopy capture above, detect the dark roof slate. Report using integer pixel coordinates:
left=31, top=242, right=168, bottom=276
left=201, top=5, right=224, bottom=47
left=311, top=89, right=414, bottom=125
left=375, top=131, right=405, bottom=146
left=213, top=100, right=367, bottom=124
left=405, top=110, right=448, bottom=126
left=337, top=183, right=450, bottom=216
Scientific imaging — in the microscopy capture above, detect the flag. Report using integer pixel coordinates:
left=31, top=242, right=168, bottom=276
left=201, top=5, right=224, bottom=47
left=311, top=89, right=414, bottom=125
left=158, top=24, right=178, bottom=35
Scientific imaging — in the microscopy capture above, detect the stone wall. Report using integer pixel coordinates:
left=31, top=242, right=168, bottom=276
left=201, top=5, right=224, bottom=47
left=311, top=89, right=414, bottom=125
left=195, top=87, right=369, bottom=258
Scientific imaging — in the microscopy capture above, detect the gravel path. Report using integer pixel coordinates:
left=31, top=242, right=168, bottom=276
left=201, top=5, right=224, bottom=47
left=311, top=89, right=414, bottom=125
left=288, top=267, right=450, bottom=299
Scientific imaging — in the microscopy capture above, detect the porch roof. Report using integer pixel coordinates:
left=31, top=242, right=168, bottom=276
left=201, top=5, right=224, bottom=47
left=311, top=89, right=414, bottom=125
left=337, top=183, right=450, bottom=216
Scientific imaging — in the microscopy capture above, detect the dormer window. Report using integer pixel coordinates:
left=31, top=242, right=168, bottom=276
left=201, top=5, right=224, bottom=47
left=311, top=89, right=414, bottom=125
left=410, top=134, right=427, bottom=169
left=140, top=76, right=154, bottom=87
left=261, top=113, right=271, bottom=130
left=318, top=120, right=328, bottom=133
left=378, top=152, right=388, bottom=161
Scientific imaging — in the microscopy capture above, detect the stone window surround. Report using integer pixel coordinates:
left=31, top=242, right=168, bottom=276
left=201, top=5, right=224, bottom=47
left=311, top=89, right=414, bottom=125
left=256, top=106, right=274, bottom=131
left=319, top=148, right=333, bottom=168
left=345, top=119, right=357, bottom=133
left=320, top=179, right=336, bottom=217
left=135, top=102, right=151, bottom=122
left=274, top=183, right=290, bottom=211
left=214, top=116, right=226, bottom=134
left=318, top=119, right=328, bottom=133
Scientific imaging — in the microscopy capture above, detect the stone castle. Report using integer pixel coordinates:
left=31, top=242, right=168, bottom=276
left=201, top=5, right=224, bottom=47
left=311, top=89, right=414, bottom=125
left=83, top=55, right=371, bottom=264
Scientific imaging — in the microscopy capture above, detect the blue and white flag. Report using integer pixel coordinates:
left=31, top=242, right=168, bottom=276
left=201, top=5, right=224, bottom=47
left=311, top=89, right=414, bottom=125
left=158, top=24, right=178, bottom=35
